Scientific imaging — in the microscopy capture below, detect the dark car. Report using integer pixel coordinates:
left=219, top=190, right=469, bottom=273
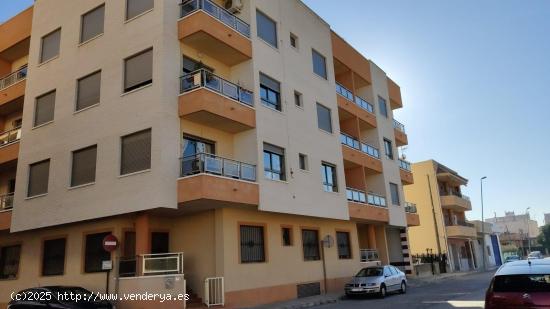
left=485, top=259, right=550, bottom=308
left=8, top=286, right=114, bottom=309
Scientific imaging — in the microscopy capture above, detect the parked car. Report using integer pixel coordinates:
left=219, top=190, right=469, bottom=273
left=8, top=286, right=114, bottom=309
left=485, top=259, right=550, bottom=308
left=345, top=265, right=407, bottom=298
left=504, top=255, right=520, bottom=263
left=527, top=251, right=543, bottom=260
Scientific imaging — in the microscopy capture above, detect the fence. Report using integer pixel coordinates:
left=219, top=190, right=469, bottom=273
left=204, top=277, right=224, bottom=307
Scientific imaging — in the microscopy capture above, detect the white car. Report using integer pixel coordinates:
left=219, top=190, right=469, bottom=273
left=345, top=265, right=407, bottom=298
left=528, top=251, right=543, bottom=260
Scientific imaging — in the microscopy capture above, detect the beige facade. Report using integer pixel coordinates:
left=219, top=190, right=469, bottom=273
left=0, top=1, right=417, bottom=307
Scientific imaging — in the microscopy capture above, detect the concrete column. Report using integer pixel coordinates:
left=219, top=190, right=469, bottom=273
left=135, top=213, right=150, bottom=255
left=367, top=225, right=377, bottom=249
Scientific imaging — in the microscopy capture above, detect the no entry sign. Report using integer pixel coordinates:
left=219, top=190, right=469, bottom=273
left=102, top=234, right=118, bottom=252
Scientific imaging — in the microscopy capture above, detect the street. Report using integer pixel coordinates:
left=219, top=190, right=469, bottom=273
left=320, top=271, right=494, bottom=309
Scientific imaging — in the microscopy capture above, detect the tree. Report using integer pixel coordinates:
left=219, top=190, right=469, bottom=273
left=536, top=224, right=550, bottom=253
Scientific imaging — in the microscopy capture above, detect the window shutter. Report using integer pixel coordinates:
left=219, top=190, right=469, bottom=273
left=34, top=91, right=56, bottom=126
left=126, top=0, right=154, bottom=20
left=124, top=49, right=153, bottom=92
left=71, top=146, right=97, bottom=187
left=77, top=71, right=101, bottom=111
left=121, top=129, right=152, bottom=175
left=259, top=73, right=280, bottom=92
left=81, top=5, right=105, bottom=43
left=40, top=29, right=61, bottom=63
left=28, top=160, right=50, bottom=197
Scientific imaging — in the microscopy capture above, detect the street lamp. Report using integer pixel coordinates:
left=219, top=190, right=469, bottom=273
left=481, top=176, right=487, bottom=271
left=525, top=207, right=531, bottom=254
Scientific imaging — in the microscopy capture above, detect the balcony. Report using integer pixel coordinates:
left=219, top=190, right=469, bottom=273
left=340, top=133, right=382, bottom=173
left=179, top=0, right=252, bottom=66
left=179, top=69, right=255, bottom=133
left=177, top=153, right=259, bottom=208
left=387, top=77, right=402, bottom=109
left=360, top=249, right=381, bottom=266
left=399, top=158, right=413, bottom=185
left=445, top=220, right=477, bottom=239
left=440, top=193, right=472, bottom=211
left=393, top=119, right=408, bottom=146
left=336, top=83, right=377, bottom=128
left=0, top=66, right=27, bottom=106
left=405, top=202, right=420, bottom=226
left=0, top=193, right=14, bottom=230
left=0, top=127, right=21, bottom=164
left=347, top=187, right=389, bottom=223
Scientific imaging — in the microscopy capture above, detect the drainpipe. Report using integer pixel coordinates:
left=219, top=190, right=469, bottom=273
left=427, top=174, right=442, bottom=254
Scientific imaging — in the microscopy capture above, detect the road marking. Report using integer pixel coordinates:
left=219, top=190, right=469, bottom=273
left=422, top=300, right=484, bottom=308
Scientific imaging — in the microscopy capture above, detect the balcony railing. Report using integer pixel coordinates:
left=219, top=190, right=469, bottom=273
left=346, top=187, right=366, bottom=204
left=119, top=252, right=184, bottom=277
left=442, top=191, right=470, bottom=201
left=180, top=69, right=254, bottom=107
left=0, top=66, right=27, bottom=91
left=445, top=219, right=475, bottom=228
left=393, top=119, right=405, bottom=133
left=180, top=152, right=256, bottom=182
left=0, top=193, right=14, bottom=211
left=0, top=127, right=21, bottom=148
left=340, top=133, right=380, bottom=159
left=180, top=0, right=251, bottom=38
left=360, top=249, right=380, bottom=263
left=335, top=83, right=374, bottom=114
left=368, top=193, right=387, bottom=207
left=399, top=158, right=411, bottom=171
left=405, top=202, right=417, bottom=213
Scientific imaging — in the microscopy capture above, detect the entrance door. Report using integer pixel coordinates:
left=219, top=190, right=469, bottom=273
left=151, top=232, right=169, bottom=254
left=491, top=235, right=503, bottom=265
left=451, top=244, right=460, bottom=271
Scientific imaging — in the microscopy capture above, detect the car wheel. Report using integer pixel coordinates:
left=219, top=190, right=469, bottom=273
left=379, top=284, right=387, bottom=298
left=400, top=281, right=407, bottom=294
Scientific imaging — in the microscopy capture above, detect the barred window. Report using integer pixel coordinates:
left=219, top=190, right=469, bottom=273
left=240, top=225, right=265, bottom=263
left=84, top=232, right=111, bottom=273
left=71, top=145, right=97, bottom=187
left=336, top=232, right=351, bottom=259
left=42, top=238, right=66, bottom=276
left=302, top=229, right=320, bottom=261
left=0, top=245, right=21, bottom=279
left=120, top=129, right=151, bottom=175
left=28, top=159, right=50, bottom=197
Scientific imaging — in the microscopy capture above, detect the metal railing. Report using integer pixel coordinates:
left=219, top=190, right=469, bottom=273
left=180, top=69, right=254, bottom=107
left=180, top=152, right=256, bottom=182
left=340, top=133, right=380, bottom=159
left=0, top=193, right=14, bottom=211
left=368, top=193, right=387, bottom=207
left=335, top=83, right=374, bottom=114
left=142, top=252, right=184, bottom=275
left=393, top=119, right=405, bottom=133
left=399, top=158, right=411, bottom=171
left=0, top=127, right=21, bottom=148
left=204, top=277, right=225, bottom=307
left=405, top=202, right=417, bottom=213
left=360, top=249, right=380, bottom=263
left=0, top=65, right=27, bottom=91
left=180, top=0, right=250, bottom=38
left=346, top=187, right=366, bottom=204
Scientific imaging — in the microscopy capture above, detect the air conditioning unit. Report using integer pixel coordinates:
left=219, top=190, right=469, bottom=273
left=225, top=0, right=243, bottom=13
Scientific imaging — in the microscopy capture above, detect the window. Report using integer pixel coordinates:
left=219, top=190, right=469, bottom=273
left=256, top=10, right=277, bottom=48
left=321, top=162, right=338, bottom=192
left=151, top=232, right=169, bottom=254
left=40, top=28, right=61, bottom=63
left=316, top=103, right=332, bottom=133
left=390, top=182, right=400, bottom=205
left=294, top=91, right=302, bottom=108
left=124, top=48, right=153, bottom=93
left=336, top=232, right=351, bottom=259
left=302, top=229, right=320, bottom=261
left=290, top=33, right=298, bottom=48
left=42, top=238, right=66, bottom=276
left=383, top=138, right=393, bottom=160
left=80, top=4, right=105, bottom=43
left=383, top=266, right=392, bottom=277
left=126, top=0, right=154, bottom=20
left=282, top=227, right=292, bottom=246
left=121, top=129, right=151, bottom=175
left=263, top=143, right=285, bottom=181
left=71, top=145, right=97, bottom=187
left=299, top=153, right=308, bottom=171
left=28, top=159, right=50, bottom=197
left=378, top=96, right=388, bottom=118
left=76, top=71, right=101, bottom=111
left=84, top=232, right=111, bottom=273
left=34, top=90, right=56, bottom=127
left=240, top=225, right=265, bottom=263
left=260, top=73, right=281, bottom=111
left=312, top=49, right=327, bottom=79
left=493, top=275, right=550, bottom=293
left=0, top=245, right=21, bottom=279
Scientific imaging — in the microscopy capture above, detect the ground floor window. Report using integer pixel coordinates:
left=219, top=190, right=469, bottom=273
left=84, top=232, right=111, bottom=273
left=0, top=244, right=21, bottom=279
left=240, top=225, right=265, bottom=263
left=42, top=238, right=66, bottom=276
left=302, top=229, right=320, bottom=261
left=281, top=226, right=293, bottom=246
left=336, top=231, right=352, bottom=259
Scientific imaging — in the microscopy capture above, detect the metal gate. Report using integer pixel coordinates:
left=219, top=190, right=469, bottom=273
left=204, top=277, right=224, bottom=307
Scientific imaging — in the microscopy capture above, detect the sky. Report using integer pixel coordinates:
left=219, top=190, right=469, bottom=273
left=1, top=1, right=549, bottom=225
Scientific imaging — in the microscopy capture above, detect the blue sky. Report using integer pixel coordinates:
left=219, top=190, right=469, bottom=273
left=2, top=1, right=548, bottom=225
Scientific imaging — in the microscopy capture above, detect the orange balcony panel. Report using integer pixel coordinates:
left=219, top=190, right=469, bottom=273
left=348, top=202, right=389, bottom=223
left=178, top=11, right=252, bottom=66
left=337, top=95, right=377, bottom=128
left=387, top=78, right=403, bottom=109
left=394, top=128, right=408, bottom=146
left=441, top=195, right=472, bottom=212
left=342, top=146, right=382, bottom=173
left=406, top=213, right=420, bottom=227
left=400, top=169, right=414, bottom=185
left=177, top=174, right=259, bottom=206
left=179, top=88, right=255, bottom=133
left=0, top=142, right=19, bottom=164
left=446, top=225, right=477, bottom=239
left=0, top=210, right=11, bottom=230
left=0, top=80, right=25, bottom=107
left=0, top=7, right=32, bottom=54
left=331, top=31, right=372, bottom=85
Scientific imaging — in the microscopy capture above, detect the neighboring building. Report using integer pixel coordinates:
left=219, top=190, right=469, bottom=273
left=488, top=211, right=542, bottom=257
left=0, top=1, right=418, bottom=308
left=544, top=213, right=550, bottom=226
left=470, top=220, right=503, bottom=269
left=404, top=160, right=477, bottom=272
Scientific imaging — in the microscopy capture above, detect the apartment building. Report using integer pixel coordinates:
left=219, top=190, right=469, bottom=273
left=0, top=1, right=417, bottom=307
left=404, top=160, right=477, bottom=272
left=487, top=211, right=541, bottom=257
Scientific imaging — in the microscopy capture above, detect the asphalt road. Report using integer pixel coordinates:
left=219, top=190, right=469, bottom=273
left=319, top=271, right=495, bottom=309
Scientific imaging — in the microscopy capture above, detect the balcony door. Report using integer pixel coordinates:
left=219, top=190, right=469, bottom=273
left=182, top=135, right=215, bottom=176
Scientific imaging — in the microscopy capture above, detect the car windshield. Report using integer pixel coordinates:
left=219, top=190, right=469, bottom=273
left=493, top=274, right=550, bottom=293
left=48, top=287, right=94, bottom=303
left=356, top=267, right=383, bottom=277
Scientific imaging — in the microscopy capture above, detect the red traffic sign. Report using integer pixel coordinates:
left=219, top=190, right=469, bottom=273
left=102, top=234, right=118, bottom=252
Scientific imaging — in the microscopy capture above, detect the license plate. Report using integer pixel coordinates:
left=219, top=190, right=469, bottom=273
left=351, top=288, right=362, bottom=292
